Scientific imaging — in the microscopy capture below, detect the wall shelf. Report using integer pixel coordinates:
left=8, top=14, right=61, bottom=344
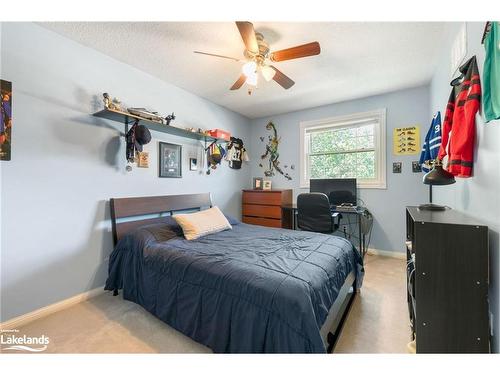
left=93, top=108, right=227, bottom=145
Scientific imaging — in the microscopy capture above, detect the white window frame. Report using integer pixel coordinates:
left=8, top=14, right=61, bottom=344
left=299, top=109, right=387, bottom=189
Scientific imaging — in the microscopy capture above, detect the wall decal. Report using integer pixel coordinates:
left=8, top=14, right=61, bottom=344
left=1, top=79, right=12, bottom=161
left=260, top=121, right=292, bottom=180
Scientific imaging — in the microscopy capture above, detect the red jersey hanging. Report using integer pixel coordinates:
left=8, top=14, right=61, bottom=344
left=438, top=56, right=481, bottom=178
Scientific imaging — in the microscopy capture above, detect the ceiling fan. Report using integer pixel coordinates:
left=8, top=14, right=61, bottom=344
left=194, top=21, right=321, bottom=93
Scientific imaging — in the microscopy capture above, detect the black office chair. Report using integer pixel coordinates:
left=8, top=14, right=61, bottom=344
left=297, top=193, right=340, bottom=234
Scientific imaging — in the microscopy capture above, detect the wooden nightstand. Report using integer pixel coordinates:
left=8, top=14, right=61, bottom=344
left=242, top=189, right=293, bottom=229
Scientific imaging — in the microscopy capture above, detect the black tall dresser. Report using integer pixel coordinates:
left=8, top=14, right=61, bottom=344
left=406, top=206, right=490, bottom=353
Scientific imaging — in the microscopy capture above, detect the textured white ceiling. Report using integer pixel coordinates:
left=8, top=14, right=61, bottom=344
left=40, top=22, right=446, bottom=119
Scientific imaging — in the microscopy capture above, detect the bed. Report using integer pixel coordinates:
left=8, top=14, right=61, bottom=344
left=105, top=193, right=364, bottom=353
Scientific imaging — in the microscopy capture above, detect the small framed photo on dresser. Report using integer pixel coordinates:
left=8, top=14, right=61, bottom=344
left=253, top=177, right=263, bottom=190
left=263, top=180, right=272, bottom=190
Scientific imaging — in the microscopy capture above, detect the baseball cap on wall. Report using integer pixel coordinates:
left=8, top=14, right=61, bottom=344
left=126, top=120, right=152, bottom=152
left=134, top=124, right=151, bottom=151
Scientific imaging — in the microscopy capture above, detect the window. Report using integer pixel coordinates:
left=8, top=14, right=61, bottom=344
left=300, top=109, right=386, bottom=189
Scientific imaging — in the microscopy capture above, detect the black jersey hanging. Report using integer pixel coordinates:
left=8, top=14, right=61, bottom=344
left=225, top=137, right=250, bottom=169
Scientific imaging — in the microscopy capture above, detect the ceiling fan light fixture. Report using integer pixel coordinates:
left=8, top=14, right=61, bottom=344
left=199, top=22, right=321, bottom=93
left=245, top=72, right=258, bottom=86
left=261, top=65, right=276, bottom=82
left=242, top=61, right=257, bottom=77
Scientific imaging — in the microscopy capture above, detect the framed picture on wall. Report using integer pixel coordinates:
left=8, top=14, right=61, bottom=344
left=159, top=142, right=182, bottom=178
left=189, top=158, right=198, bottom=171
left=0, top=79, right=12, bottom=161
left=392, top=162, right=402, bottom=173
left=137, top=151, right=149, bottom=168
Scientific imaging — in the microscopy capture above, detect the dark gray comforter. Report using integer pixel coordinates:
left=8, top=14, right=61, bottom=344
left=105, top=219, right=363, bottom=353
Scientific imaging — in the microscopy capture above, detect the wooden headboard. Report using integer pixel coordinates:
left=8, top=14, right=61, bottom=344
left=110, top=193, right=212, bottom=245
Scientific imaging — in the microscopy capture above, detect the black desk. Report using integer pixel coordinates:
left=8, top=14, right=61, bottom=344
left=282, top=204, right=368, bottom=257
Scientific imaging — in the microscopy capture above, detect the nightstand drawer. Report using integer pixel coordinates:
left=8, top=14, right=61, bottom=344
left=242, top=204, right=282, bottom=219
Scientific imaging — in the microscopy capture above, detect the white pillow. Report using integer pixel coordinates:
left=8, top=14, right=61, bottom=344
left=173, top=206, right=232, bottom=240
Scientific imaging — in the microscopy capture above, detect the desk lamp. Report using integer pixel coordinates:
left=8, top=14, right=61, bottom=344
left=419, top=159, right=455, bottom=211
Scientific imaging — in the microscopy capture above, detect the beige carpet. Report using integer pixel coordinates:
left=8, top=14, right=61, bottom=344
left=334, top=254, right=410, bottom=353
left=1, top=254, right=409, bottom=353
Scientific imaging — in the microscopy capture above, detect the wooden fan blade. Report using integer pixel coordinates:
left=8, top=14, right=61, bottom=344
left=230, top=74, right=246, bottom=90
left=271, top=66, right=295, bottom=89
left=194, top=51, right=240, bottom=62
left=270, top=42, right=321, bottom=62
left=235, top=21, right=258, bottom=54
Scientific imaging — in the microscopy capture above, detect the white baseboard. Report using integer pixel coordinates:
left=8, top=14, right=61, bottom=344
left=0, top=286, right=106, bottom=330
left=367, top=248, right=406, bottom=259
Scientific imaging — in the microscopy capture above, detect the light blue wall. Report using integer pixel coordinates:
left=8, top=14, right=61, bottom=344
left=249, top=86, right=429, bottom=253
left=429, top=22, right=500, bottom=352
left=3, top=21, right=496, bottom=353
left=0, top=23, right=252, bottom=322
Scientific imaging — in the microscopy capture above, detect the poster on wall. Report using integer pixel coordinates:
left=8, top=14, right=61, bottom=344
left=0, top=79, right=12, bottom=161
left=393, top=126, right=420, bottom=155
